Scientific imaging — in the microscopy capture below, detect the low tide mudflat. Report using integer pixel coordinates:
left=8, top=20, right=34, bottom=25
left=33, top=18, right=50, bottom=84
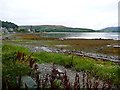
left=3, top=33, right=120, bottom=56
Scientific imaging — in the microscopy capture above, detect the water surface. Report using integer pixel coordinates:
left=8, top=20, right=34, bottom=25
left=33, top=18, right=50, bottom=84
left=41, top=32, right=119, bottom=40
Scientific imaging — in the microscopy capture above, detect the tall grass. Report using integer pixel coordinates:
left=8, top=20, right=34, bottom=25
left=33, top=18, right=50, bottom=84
left=33, top=52, right=120, bottom=86
left=2, top=44, right=29, bottom=53
left=2, top=44, right=31, bottom=88
left=2, top=44, right=120, bottom=87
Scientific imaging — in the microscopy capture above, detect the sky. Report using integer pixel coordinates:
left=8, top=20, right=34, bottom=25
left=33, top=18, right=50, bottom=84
left=0, top=0, right=119, bottom=30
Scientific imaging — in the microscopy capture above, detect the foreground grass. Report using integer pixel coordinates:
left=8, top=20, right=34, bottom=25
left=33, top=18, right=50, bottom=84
left=33, top=52, right=120, bottom=85
left=2, top=44, right=31, bottom=88
left=2, top=44, right=120, bottom=87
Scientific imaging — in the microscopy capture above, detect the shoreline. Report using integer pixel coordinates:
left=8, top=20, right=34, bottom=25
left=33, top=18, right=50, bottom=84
left=9, top=43, right=120, bottom=64
left=2, top=33, right=120, bottom=64
left=2, top=33, right=120, bottom=41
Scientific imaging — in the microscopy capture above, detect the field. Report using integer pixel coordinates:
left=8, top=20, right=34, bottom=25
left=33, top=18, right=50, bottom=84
left=2, top=44, right=120, bottom=88
left=2, top=33, right=120, bottom=89
left=3, top=33, right=120, bottom=55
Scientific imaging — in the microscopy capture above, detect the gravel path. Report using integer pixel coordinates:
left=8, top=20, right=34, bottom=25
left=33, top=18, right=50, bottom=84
left=36, top=63, right=103, bottom=88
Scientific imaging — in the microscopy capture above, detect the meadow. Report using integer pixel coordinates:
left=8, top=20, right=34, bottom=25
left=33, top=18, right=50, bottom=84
left=3, top=33, right=120, bottom=56
left=2, top=33, right=120, bottom=89
left=2, top=44, right=120, bottom=88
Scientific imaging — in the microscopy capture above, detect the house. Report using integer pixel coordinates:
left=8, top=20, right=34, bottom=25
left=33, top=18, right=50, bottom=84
left=1, top=27, right=9, bottom=34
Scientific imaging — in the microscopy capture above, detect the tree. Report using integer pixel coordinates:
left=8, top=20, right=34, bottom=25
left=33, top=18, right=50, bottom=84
left=1, top=21, right=18, bottom=29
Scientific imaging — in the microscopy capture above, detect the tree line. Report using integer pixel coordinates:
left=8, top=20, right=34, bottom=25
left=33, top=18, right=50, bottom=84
left=1, top=20, right=18, bottom=29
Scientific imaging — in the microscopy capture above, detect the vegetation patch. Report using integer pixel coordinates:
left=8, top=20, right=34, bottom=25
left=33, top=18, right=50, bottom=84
left=33, top=52, right=120, bottom=86
left=2, top=44, right=120, bottom=88
left=2, top=44, right=34, bottom=88
left=97, top=47, right=120, bottom=56
left=3, top=33, right=120, bottom=55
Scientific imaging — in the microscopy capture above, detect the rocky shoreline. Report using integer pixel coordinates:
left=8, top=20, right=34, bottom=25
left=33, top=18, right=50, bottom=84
left=36, top=63, right=104, bottom=88
left=2, top=33, right=120, bottom=64
left=22, top=45, right=120, bottom=64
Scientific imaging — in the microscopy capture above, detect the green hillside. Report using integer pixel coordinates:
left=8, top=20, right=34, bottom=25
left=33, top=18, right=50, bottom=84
left=19, top=25, right=95, bottom=32
left=99, top=27, right=120, bottom=32
left=1, top=20, right=18, bottom=29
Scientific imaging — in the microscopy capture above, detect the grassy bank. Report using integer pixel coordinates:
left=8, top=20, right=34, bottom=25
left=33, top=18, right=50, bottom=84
left=2, top=44, right=31, bottom=88
left=2, top=44, right=120, bottom=87
left=33, top=52, right=120, bottom=85
left=3, top=33, right=120, bottom=55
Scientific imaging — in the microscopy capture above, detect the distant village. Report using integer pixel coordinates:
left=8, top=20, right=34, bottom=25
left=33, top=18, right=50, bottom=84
left=1, top=27, right=35, bottom=34
left=1, top=27, right=15, bottom=34
left=0, top=20, right=36, bottom=34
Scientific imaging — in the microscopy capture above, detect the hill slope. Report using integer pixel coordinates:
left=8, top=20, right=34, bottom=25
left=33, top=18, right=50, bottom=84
left=1, top=20, right=18, bottom=29
left=19, top=25, right=95, bottom=32
left=100, top=27, right=120, bottom=32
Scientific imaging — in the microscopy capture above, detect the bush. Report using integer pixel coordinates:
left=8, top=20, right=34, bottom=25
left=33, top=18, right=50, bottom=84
left=2, top=44, right=120, bottom=87
left=2, top=44, right=31, bottom=88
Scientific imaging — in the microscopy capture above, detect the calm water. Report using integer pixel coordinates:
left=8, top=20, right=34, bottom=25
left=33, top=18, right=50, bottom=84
left=41, top=32, right=119, bottom=40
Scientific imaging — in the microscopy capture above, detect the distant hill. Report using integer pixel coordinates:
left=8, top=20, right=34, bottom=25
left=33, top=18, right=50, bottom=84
left=2, top=20, right=119, bottom=32
left=100, top=27, right=120, bottom=32
left=1, top=20, right=18, bottom=29
left=19, top=25, right=95, bottom=32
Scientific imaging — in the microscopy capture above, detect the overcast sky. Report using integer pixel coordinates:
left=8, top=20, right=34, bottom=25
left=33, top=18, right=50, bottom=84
left=0, top=0, right=119, bottom=30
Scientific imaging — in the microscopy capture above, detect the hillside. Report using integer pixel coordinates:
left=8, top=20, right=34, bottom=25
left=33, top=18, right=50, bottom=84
left=100, top=27, right=120, bottom=32
left=1, top=20, right=119, bottom=32
left=19, top=25, right=95, bottom=32
left=1, top=20, right=18, bottom=29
